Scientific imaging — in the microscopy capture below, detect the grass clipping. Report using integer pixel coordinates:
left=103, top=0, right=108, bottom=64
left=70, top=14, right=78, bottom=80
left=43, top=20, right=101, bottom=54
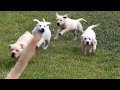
left=5, top=33, right=40, bottom=79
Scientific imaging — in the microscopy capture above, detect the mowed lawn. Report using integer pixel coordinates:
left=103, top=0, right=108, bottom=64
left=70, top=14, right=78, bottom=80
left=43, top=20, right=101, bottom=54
left=0, top=11, right=120, bottom=79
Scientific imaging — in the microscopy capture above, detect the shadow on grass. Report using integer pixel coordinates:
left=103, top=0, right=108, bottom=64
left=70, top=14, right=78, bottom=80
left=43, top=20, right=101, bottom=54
left=0, top=58, right=15, bottom=70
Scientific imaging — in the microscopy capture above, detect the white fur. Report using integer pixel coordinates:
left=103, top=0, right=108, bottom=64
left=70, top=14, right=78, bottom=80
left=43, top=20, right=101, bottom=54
left=54, top=12, right=87, bottom=40
left=10, top=31, right=33, bottom=59
left=81, top=24, right=99, bottom=55
left=32, top=18, right=51, bottom=49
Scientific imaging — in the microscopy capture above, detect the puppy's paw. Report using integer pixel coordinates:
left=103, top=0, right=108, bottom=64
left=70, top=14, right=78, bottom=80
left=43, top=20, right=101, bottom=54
left=58, top=33, right=62, bottom=36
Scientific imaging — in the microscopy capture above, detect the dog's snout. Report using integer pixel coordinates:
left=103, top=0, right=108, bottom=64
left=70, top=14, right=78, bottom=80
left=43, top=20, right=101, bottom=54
left=39, top=28, right=45, bottom=33
left=41, top=28, right=44, bottom=31
left=57, top=23, right=60, bottom=26
left=86, top=42, right=89, bottom=45
left=11, top=53, right=15, bottom=58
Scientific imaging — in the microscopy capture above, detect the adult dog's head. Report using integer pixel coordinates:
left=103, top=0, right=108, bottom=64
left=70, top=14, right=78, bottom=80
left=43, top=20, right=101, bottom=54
left=9, top=44, right=24, bottom=59
left=56, top=12, right=68, bottom=26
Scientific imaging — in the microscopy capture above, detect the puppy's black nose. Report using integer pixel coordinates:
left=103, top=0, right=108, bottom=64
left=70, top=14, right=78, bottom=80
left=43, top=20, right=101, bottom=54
left=86, top=42, right=89, bottom=45
left=11, top=53, right=15, bottom=58
left=57, top=23, right=60, bottom=26
left=39, top=28, right=44, bottom=33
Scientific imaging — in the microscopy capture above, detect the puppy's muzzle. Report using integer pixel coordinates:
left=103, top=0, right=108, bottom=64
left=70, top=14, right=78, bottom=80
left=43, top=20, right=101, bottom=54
left=86, top=42, right=89, bottom=45
left=11, top=53, right=15, bottom=58
left=57, top=23, right=60, bottom=26
left=39, top=28, right=44, bottom=33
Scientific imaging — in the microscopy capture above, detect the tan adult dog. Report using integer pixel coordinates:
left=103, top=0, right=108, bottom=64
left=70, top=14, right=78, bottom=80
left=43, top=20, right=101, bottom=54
left=9, top=31, right=33, bottom=60
left=6, top=33, right=40, bottom=79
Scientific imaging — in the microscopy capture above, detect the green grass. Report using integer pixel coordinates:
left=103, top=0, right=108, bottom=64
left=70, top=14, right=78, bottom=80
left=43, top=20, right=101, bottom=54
left=0, top=11, right=120, bottom=79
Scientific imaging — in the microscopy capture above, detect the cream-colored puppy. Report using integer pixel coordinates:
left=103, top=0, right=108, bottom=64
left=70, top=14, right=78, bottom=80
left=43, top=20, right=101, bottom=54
left=81, top=24, right=99, bottom=55
left=9, top=31, right=33, bottom=60
left=32, top=18, right=51, bottom=50
left=54, top=12, right=87, bottom=40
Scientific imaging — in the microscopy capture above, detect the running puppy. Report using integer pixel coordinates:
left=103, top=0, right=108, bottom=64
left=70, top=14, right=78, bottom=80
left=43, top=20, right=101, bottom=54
left=81, top=24, right=99, bottom=55
left=32, top=18, right=51, bottom=50
left=54, top=12, right=87, bottom=40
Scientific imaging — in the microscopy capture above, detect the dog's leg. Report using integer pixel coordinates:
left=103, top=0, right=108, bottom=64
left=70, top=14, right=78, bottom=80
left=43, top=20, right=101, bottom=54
left=73, top=30, right=78, bottom=40
left=36, top=38, right=44, bottom=48
left=84, top=47, right=87, bottom=55
left=92, top=44, right=97, bottom=55
left=78, top=23, right=83, bottom=33
left=59, top=28, right=70, bottom=35
left=43, top=40, right=49, bottom=50
left=41, top=41, right=45, bottom=49
left=54, top=28, right=61, bottom=39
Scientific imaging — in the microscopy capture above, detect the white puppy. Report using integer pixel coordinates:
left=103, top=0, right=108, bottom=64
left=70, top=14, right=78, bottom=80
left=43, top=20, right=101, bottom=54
left=9, top=31, right=33, bottom=60
left=81, top=24, right=99, bottom=55
left=32, top=18, right=51, bottom=49
left=54, top=12, right=87, bottom=40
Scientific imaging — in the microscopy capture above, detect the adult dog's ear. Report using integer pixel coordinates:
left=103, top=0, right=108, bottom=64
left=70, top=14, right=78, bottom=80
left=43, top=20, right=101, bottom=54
left=19, top=44, right=23, bottom=49
left=63, top=14, right=68, bottom=19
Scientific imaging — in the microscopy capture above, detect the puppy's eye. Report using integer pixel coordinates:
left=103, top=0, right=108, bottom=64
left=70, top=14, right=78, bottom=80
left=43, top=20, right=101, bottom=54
left=89, top=38, right=91, bottom=40
left=60, top=20, right=62, bottom=21
left=44, top=26, right=46, bottom=27
left=84, top=38, right=86, bottom=40
left=16, top=50, right=18, bottom=51
left=39, top=25, right=41, bottom=27
left=11, top=49, right=13, bottom=50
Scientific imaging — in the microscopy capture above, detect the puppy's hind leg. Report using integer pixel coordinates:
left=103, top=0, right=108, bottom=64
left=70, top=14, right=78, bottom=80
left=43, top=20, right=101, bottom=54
left=54, top=29, right=61, bottom=39
left=72, top=30, right=78, bottom=40
left=43, top=40, right=49, bottom=50
left=92, top=44, right=97, bottom=55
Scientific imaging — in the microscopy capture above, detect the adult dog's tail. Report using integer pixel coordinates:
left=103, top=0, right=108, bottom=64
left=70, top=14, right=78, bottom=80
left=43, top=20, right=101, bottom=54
left=77, top=18, right=87, bottom=22
left=5, top=33, right=40, bottom=79
left=87, top=23, right=100, bottom=30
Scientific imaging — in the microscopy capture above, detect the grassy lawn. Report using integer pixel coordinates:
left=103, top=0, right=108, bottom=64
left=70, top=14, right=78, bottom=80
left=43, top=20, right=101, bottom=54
left=0, top=11, right=120, bottom=79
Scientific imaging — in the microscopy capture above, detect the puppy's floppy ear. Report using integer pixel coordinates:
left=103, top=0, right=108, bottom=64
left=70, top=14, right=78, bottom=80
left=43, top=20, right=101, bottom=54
left=9, top=44, right=12, bottom=49
left=63, top=14, right=68, bottom=19
left=56, top=12, right=59, bottom=16
left=19, top=44, right=23, bottom=49
left=92, top=38, right=97, bottom=45
left=80, top=35, right=84, bottom=43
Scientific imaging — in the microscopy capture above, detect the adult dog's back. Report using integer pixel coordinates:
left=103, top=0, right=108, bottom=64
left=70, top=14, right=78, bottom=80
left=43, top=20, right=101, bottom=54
left=5, top=33, right=40, bottom=79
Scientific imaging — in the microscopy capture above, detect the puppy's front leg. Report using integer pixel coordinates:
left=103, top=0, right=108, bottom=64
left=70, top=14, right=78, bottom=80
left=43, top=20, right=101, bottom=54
left=92, top=44, right=97, bottom=55
left=36, top=38, right=44, bottom=48
left=84, top=48, right=87, bottom=55
left=59, top=28, right=70, bottom=35
left=54, top=28, right=61, bottom=39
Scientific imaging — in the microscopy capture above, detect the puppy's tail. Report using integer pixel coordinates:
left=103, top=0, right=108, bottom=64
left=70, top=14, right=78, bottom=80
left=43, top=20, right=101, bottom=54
left=5, top=33, right=40, bottom=79
left=87, top=23, right=100, bottom=30
left=77, top=18, right=87, bottom=22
